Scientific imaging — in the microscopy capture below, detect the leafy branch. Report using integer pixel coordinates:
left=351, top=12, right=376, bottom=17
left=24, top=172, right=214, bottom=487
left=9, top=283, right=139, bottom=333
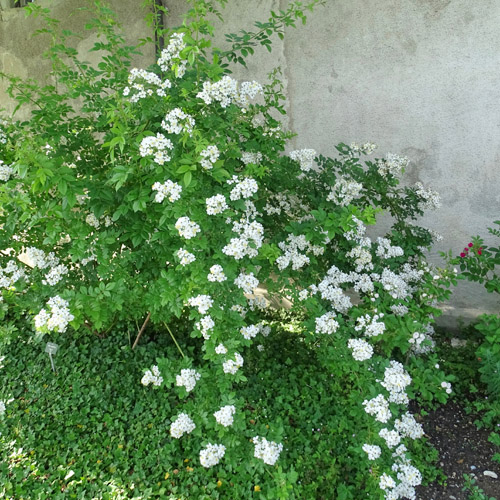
left=218, top=0, right=325, bottom=66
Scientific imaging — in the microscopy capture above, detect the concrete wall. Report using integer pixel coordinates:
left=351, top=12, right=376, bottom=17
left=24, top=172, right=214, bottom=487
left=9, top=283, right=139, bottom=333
left=1, top=0, right=499, bottom=325
left=0, top=0, right=154, bottom=118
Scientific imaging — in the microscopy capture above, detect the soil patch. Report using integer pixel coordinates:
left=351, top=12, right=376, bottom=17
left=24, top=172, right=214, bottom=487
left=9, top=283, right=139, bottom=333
left=417, top=402, right=500, bottom=499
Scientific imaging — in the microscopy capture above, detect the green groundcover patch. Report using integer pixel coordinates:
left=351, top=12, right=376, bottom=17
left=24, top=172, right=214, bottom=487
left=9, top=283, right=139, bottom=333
left=2, top=319, right=418, bottom=500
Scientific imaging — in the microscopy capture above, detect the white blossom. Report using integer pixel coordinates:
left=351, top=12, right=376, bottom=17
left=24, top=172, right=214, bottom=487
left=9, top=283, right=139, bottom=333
left=289, top=149, right=316, bottom=172
left=253, top=436, right=283, bottom=465
left=223, top=352, right=244, bottom=374
left=187, top=294, right=213, bottom=315
left=315, top=312, right=339, bottom=335
left=199, top=443, right=225, bottom=468
left=161, top=108, right=195, bottom=135
left=176, top=248, right=196, bottom=266
left=348, top=338, right=373, bottom=361
left=200, top=145, right=219, bottom=169
left=362, top=444, right=381, bottom=460
left=170, top=412, right=196, bottom=438
left=206, top=194, right=229, bottom=215
left=157, top=32, right=187, bottom=77
left=207, top=264, right=226, bottom=282
left=228, top=176, right=259, bottom=201
left=141, top=365, right=163, bottom=387
left=152, top=180, right=182, bottom=203
left=234, top=272, right=259, bottom=294
left=175, top=216, right=200, bottom=239
left=176, top=368, right=201, bottom=392
left=214, top=405, right=236, bottom=427
left=34, top=296, right=74, bottom=334
left=139, top=134, right=174, bottom=164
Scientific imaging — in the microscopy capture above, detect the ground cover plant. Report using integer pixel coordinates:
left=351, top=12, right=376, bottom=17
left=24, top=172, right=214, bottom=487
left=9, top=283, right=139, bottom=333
left=0, top=1, right=461, bottom=498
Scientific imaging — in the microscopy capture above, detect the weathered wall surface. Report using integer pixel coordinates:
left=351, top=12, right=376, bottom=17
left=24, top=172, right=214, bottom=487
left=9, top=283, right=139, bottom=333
left=0, top=0, right=154, bottom=118
left=1, top=0, right=499, bottom=326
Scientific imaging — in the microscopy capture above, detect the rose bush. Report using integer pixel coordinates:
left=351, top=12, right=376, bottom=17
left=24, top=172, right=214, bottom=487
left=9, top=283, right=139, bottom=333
left=0, top=1, right=458, bottom=498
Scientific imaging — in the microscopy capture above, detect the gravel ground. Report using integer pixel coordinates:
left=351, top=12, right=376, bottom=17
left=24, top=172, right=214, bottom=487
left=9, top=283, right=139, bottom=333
left=417, top=402, right=500, bottom=500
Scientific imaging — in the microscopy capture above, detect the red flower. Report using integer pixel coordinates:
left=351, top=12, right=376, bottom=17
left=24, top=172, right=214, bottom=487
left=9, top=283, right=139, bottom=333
left=468, top=242, right=473, bottom=248
left=460, top=252, right=466, bottom=258
left=477, top=250, right=482, bottom=255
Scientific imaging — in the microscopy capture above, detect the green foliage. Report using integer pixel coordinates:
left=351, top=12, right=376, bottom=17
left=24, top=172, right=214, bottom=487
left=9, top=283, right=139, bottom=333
left=462, top=474, right=497, bottom=500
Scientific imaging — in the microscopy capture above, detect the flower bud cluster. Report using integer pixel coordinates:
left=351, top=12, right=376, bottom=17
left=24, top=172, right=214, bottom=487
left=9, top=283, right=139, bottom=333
left=152, top=180, right=182, bottom=203
left=86, top=213, right=100, bottom=229
left=176, top=368, right=201, bottom=392
left=175, top=216, right=201, bottom=239
left=0, top=119, right=7, bottom=144
left=214, top=405, right=236, bottom=427
left=241, top=151, right=263, bottom=165
left=252, top=436, right=283, bottom=465
left=141, top=365, right=163, bottom=386
left=170, top=412, right=196, bottom=438
left=199, top=443, right=226, bottom=468
left=139, top=134, right=174, bottom=165
left=390, top=304, right=408, bottom=316
left=348, top=142, right=377, bottom=156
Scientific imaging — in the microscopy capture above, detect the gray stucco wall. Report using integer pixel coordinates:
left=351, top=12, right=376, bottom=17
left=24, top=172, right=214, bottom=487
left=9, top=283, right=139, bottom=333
left=0, top=0, right=154, bottom=118
left=1, top=0, right=498, bottom=326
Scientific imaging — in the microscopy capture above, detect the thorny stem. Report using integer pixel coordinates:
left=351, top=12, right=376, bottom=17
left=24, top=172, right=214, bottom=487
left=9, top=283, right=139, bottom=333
left=164, top=322, right=186, bottom=359
left=132, top=311, right=151, bottom=349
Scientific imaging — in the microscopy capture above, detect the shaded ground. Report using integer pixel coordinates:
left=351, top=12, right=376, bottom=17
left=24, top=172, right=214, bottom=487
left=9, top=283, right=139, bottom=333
left=417, top=402, right=500, bottom=500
